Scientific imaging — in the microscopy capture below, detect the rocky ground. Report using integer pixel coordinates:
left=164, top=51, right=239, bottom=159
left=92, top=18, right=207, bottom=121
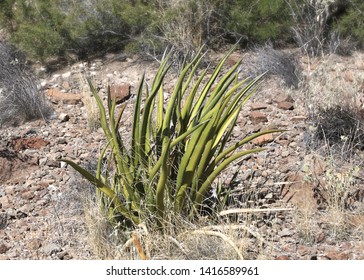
left=1, top=49, right=364, bottom=260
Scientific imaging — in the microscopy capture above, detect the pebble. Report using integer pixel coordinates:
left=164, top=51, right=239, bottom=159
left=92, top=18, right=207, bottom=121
left=42, top=243, right=61, bottom=256
left=278, top=228, right=294, bottom=237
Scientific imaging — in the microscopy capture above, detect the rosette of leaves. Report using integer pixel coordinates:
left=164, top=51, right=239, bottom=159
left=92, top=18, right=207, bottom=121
left=61, top=47, right=281, bottom=229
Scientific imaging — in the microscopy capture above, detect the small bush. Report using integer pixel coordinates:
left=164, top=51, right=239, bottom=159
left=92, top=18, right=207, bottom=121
left=222, top=0, right=293, bottom=47
left=335, top=0, right=364, bottom=49
left=0, top=42, right=52, bottom=126
left=308, top=104, right=364, bottom=154
left=154, top=0, right=222, bottom=57
left=326, top=30, right=354, bottom=56
left=5, top=0, right=67, bottom=61
left=250, top=45, right=302, bottom=88
left=286, top=0, right=332, bottom=56
left=61, top=0, right=157, bottom=59
left=0, top=0, right=156, bottom=61
left=285, top=0, right=362, bottom=56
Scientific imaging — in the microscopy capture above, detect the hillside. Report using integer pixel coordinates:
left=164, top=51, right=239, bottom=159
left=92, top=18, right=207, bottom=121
left=1, top=48, right=364, bottom=260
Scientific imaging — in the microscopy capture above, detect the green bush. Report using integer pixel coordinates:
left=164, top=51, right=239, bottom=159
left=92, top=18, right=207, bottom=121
left=0, top=0, right=67, bottom=60
left=2, top=0, right=362, bottom=62
left=61, top=0, right=157, bottom=59
left=61, top=47, right=281, bottom=229
left=0, top=0, right=296, bottom=62
left=0, top=0, right=156, bottom=61
left=335, top=0, right=364, bottom=48
left=221, top=0, right=293, bottom=46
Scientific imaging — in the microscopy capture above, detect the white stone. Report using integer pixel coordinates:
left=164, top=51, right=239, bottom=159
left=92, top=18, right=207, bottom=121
left=61, top=71, right=71, bottom=79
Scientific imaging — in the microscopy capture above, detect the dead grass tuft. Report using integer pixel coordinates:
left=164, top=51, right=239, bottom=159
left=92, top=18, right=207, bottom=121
left=0, top=42, right=53, bottom=126
left=81, top=197, right=278, bottom=260
left=78, top=73, right=101, bottom=131
left=249, top=45, right=302, bottom=89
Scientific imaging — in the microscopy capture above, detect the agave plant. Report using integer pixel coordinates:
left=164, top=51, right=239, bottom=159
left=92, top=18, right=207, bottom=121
left=61, top=47, right=281, bottom=228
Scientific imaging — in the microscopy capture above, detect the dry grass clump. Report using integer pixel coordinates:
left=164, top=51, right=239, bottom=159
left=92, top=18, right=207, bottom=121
left=308, top=105, right=364, bottom=155
left=47, top=175, right=95, bottom=259
left=293, top=50, right=364, bottom=246
left=293, top=207, right=319, bottom=245
left=249, top=46, right=302, bottom=89
left=0, top=42, right=52, bottom=126
left=78, top=73, right=101, bottom=131
left=83, top=200, right=254, bottom=260
left=297, top=153, right=364, bottom=245
left=301, top=52, right=364, bottom=157
left=155, top=0, right=217, bottom=60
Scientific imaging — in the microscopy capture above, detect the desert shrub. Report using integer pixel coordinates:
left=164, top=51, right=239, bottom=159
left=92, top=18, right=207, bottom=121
left=301, top=50, right=364, bottom=155
left=249, top=45, right=302, bottom=88
left=221, top=0, right=293, bottom=47
left=326, top=30, right=354, bottom=56
left=61, top=47, right=281, bottom=231
left=0, top=42, right=52, bottom=126
left=334, top=0, right=364, bottom=49
left=0, top=0, right=156, bottom=61
left=153, top=0, right=223, bottom=57
left=1, top=0, right=68, bottom=61
left=308, top=104, right=364, bottom=154
left=2, top=0, right=362, bottom=62
left=61, top=0, right=157, bottom=59
left=285, top=0, right=355, bottom=56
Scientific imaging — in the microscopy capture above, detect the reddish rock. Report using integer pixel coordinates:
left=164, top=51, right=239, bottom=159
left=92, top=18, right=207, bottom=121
left=297, top=245, right=317, bottom=256
left=10, top=137, right=50, bottom=151
left=316, top=231, right=326, bottom=243
left=0, top=243, right=9, bottom=254
left=275, top=255, right=290, bottom=260
left=0, top=149, right=37, bottom=184
left=249, top=111, right=268, bottom=124
left=21, top=190, right=35, bottom=200
left=340, top=242, right=353, bottom=251
left=47, top=88, right=82, bottom=105
left=277, top=101, right=294, bottom=110
left=252, top=134, right=274, bottom=145
left=4, top=186, right=16, bottom=195
left=281, top=172, right=317, bottom=210
left=38, top=180, right=55, bottom=188
left=344, top=70, right=354, bottom=83
left=251, top=102, right=268, bottom=110
left=324, top=250, right=350, bottom=260
left=0, top=196, right=10, bottom=209
left=275, top=94, right=295, bottom=103
left=109, top=83, right=131, bottom=104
